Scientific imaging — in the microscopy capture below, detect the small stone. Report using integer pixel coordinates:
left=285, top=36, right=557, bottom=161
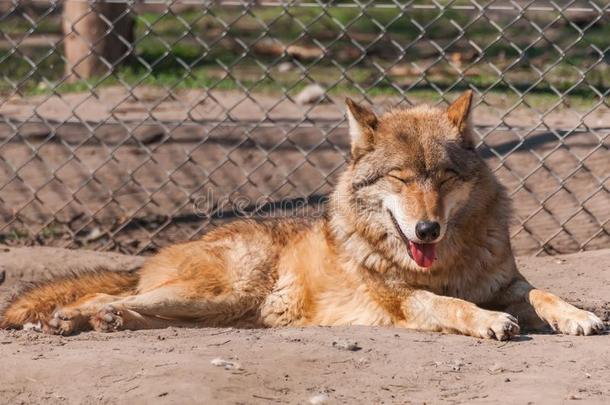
left=83, top=227, right=104, bottom=242
left=309, top=393, right=329, bottom=405
left=23, top=322, right=42, bottom=333
left=295, top=84, right=326, bottom=105
left=451, top=360, right=464, bottom=371
left=210, top=358, right=242, bottom=370
left=332, top=339, right=361, bottom=351
left=567, top=394, right=582, bottom=400
left=488, top=363, right=504, bottom=374
left=277, top=62, right=294, bottom=73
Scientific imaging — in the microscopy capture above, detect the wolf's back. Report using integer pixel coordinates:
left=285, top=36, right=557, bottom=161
left=0, top=269, right=139, bottom=329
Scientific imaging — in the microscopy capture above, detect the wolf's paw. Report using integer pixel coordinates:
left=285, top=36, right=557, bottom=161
left=91, top=305, right=124, bottom=332
left=547, top=309, right=605, bottom=336
left=43, top=309, right=81, bottom=336
left=478, top=312, right=520, bottom=341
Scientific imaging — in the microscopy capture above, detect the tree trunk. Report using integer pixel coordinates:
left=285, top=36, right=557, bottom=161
left=62, top=0, right=134, bottom=82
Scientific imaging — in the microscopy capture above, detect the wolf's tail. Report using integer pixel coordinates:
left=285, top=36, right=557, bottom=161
left=0, top=269, right=140, bottom=329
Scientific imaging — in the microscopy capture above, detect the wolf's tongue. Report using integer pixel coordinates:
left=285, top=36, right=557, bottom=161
left=408, top=241, right=436, bottom=268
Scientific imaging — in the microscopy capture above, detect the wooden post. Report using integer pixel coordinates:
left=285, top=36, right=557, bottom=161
left=62, top=0, right=134, bottom=81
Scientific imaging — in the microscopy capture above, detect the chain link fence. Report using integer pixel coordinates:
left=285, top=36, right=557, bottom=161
left=0, top=0, right=608, bottom=256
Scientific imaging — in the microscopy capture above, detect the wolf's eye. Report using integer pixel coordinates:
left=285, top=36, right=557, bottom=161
left=352, top=174, right=382, bottom=190
left=387, top=174, right=414, bottom=185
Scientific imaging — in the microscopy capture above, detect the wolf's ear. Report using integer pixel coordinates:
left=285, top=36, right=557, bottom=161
left=345, top=98, right=378, bottom=159
left=447, top=90, right=475, bottom=149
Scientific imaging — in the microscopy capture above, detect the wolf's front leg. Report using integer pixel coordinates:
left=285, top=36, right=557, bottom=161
left=401, top=290, right=520, bottom=340
left=500, top=279, right=605, bottom=335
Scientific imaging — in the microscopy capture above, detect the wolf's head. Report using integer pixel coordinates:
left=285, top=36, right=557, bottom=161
left=331, top=91, right=507, bottom=273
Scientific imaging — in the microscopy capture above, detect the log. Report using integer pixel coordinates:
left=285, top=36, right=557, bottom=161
left=62, top=0, right=134, bottom=81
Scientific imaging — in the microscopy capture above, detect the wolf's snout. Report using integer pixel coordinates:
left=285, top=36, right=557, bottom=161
left=415, top=221, right=441, bottom=242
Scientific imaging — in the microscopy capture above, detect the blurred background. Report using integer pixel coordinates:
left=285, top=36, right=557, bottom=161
left=0, top=0, right=608, bottom=256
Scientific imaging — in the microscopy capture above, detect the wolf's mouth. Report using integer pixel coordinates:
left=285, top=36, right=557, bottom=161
left=387, top=210, right=437, bottom=269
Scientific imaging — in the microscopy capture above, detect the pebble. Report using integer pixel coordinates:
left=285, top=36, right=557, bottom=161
left=295, top=84, right=326, bottom=105
left=210, top=358, right=242, bottom=370
left=309, top=393, right=330, bottom=405
left=488, top=363, right=504, bottom=374
left=277, top=62, right=294, bottom=73
left=23, top=322, right=42, bottom=333
left=332, top=339, right=361, bottom=351
left=451, top=360, right=464, bottom=371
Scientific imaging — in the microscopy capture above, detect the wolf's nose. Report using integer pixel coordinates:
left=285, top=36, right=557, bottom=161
left=415, top=221, right=441, bottom=242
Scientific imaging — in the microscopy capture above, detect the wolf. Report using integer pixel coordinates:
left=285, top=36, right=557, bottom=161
left=1, top=91, right=605, bottom=339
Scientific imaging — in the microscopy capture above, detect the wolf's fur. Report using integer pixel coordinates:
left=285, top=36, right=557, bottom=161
left=1, top=91, right=604, bottom=339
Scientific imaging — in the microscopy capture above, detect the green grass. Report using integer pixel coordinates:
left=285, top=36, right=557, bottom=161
left=134, top=6, right=609, bottom=62
left=0, top=4, right=608, bottom=108
left=0, top=14, right=60, bottom=35
left=0, top=227, right=30, bottom=243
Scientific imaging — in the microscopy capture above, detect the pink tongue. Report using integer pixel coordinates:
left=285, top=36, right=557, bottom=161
left=409, top=241, right=436, bottom=268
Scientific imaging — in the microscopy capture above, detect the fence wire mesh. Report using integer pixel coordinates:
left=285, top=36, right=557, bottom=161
left=0, top=0, right=608, bottom=256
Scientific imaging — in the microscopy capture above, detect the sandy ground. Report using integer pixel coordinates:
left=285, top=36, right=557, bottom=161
left=0, top=246, right=609, bottom=404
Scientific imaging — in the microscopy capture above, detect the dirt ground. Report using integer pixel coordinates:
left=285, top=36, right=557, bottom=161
left=0, top=246, right=609, bottom=404
left=0, top=88, right=608, bottom=256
